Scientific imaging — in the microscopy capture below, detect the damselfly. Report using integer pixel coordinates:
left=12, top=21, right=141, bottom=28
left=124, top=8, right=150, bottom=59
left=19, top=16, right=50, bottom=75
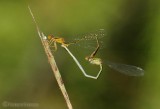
left=47, top=30, right=104, bottom=79
left=85, top=36, right=144, bottom=78
left=48, top=30, right=144, bottom=79
left=47, top=29, right=105, bottom=51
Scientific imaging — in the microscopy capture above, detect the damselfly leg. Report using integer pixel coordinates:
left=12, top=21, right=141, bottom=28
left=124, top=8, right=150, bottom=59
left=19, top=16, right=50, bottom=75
left=47, top=34, right=83, bottom=51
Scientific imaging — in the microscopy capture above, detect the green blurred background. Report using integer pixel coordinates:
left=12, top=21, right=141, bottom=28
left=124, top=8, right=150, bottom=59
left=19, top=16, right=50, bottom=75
left=0, top=0, right=160, bottom=109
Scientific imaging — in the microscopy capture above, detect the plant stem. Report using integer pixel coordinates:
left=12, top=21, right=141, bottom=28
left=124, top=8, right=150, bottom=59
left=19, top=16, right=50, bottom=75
left=28, top=6, right=73, bottom=109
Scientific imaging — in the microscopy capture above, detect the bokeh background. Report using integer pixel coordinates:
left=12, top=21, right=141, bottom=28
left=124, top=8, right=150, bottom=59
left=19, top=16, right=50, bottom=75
left=0, top=0, right=160, bottom=109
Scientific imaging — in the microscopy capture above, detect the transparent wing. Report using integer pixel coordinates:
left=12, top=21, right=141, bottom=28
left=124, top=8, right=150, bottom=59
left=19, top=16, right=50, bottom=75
left=106, top=61, right=144, bottom=76
left=82, top=29, right=105, bottom=40
left=74, top=29, right=105, bottom=49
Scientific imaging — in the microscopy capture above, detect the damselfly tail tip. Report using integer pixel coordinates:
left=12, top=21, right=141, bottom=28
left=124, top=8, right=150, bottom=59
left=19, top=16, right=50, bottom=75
left=137, top=67, right=145, bottom=76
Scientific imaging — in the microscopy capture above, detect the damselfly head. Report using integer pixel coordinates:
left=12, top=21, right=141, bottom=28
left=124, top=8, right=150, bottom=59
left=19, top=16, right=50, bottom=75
left=47, top=35, right=54, bottom=40
left=85, top=56, right=90, bottom=61
left=85, top=57, right=102, bottom=65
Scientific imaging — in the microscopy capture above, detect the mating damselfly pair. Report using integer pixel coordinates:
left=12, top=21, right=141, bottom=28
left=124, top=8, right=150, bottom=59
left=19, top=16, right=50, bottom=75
left=47, top=29, right=144, bottom=79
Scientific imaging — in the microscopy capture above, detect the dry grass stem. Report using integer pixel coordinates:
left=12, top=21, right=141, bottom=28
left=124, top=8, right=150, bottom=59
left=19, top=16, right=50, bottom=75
left=28, top=6, right=73, bottom=109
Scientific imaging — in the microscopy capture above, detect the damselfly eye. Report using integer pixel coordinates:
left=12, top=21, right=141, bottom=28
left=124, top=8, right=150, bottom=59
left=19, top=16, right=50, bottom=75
left=47, top=35, right=54, bottom=40
left=85, top=56, right=90, bottom=61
